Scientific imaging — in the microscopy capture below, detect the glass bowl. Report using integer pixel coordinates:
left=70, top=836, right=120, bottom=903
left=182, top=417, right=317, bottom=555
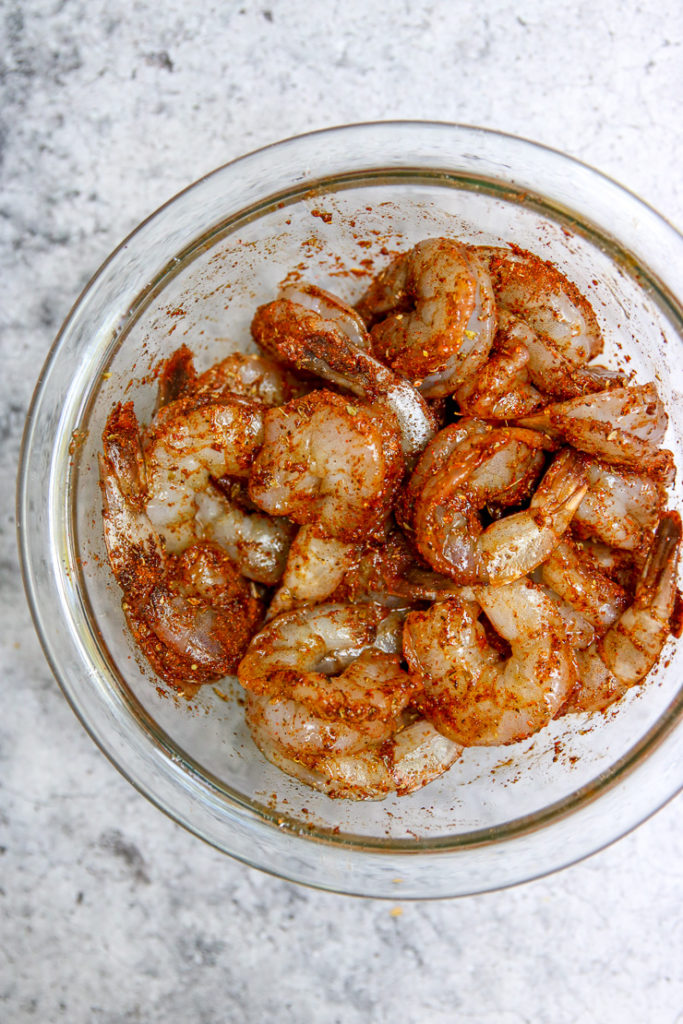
left=18, top=122, right=683, bottom=898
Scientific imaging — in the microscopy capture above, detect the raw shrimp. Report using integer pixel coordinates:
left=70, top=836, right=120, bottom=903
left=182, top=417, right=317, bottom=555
left=406, top=417, right=552, bottom=513
left=455, top=322, right=543, bottom=419
left=248, top=389, right=403, bottom=542
left=279, top=282, right=371, bottom=350
left=237, top=603, right=417, bottom=727
left=535, top=584, right=596, bottom=651
left=251, top=292, right=435, bottom=464
left=330, top=527, right=464, bottom=608
left=562, top=511, right=681, bottom=713
left=194, top=488, right=295, bottom=585
left=404, top=579, right=578, bottom=745
left=477, top=246, right=603, bottom=365
left=143, top=392, right=265, bottom=552
left=539, top=538, right=629, bottom=635
left=571, top=458, right=666, bottom=552
left=406, top=419, right=586, bottom=585
left=266, top=525, right=361, bottom=619
left=155, top=346, right=306, bottom=409
left=247, top=695, right=462, bottom=800
left=356, top=237, right=496, bottom=398
left=100, top=404, right=263, bottom=692
left=493, top=311, right=624, bottom=401
left=519, top=384, right=674, bottom=481
left=573, top=538, right=637, bottom=589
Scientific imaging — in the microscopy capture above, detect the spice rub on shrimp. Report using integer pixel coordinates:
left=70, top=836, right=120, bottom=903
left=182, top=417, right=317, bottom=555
left=248, top=389, right=403, bottom=615
left=238, top=603, right=416, bottom=729
left=247, top=695, right=462, bottom=800
left=99, top=229, right=682, bottom=802
left=404, top=578, right=578, bottom=746
left=356, top=237, right=496, bottom=398
left=194, top=487, right=295, bottom=585
left=519, top=384, right=674, bottom=481
left=143, top=391, right=265, bottom=552
left=562, top=512, right=682, bottom=713
left=156, top=344, right=306, bottom=409
left=239, top=601, right=462, bottom=799
left=404, top=418, right=586, bottom=585
left=571, top=459, right=666, bottom=555
left=251, top=290, right=435, bottom=465
left=477, top=245, right=603, bottom=366
left=100, top=403, right=263, bottom=693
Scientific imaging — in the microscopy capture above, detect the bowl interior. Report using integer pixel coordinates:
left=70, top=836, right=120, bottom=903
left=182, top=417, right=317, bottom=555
left=71, top=175, right=683, bottom=843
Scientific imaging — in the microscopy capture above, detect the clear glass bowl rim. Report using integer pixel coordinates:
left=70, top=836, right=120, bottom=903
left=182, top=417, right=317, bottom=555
left=17, top=120, right=683, bottom=899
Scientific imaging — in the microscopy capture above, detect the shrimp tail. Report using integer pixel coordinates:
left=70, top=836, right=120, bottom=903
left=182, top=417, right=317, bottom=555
left=599, top=511, right=681, bottom=683
left=155, top=344, right=197, bottom=409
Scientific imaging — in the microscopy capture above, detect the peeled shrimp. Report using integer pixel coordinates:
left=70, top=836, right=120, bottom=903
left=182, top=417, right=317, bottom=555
left=143, top=393, right=265, bottom=552
left=330, top=526, right=464, bottom=608
left=563, top=511, right=681, bottom=713
left=404, top=579, right=578, bottom=745
left=571, top=458, right=666, bottom=552
left=194, top=488, right=295, bottom=585
left=248, top=387, right=404, bottom=614
left=238, top=603, right=416, bottom=727
left=248, top=389, right=402, bottom=542
left=100, top=404, right=263, bottom=692
left=251, top=292, right=435, bottom=464
left=279, top=282, right=371, bottom=350
left=247, top=695, right=462, bottom=800
left=356, top=237, right=496, bottom=398
left=539, top=537, right=629, bottom=636
left=156, top=345, right=305, bottom=409
left=519, top=384, right=674, bottom=481
left=493, top=311, right=624, bottom=401
left=455, top=321, right=542, bottom=419
left=477, top=246, right=603, bottom=365
left=406, top=419, right=586, bottom=585
left=266, top=525, right=361, bottom=619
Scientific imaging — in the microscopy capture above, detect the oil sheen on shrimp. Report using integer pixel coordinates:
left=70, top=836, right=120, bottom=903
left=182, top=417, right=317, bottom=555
left=404, top=579, right=578, bottom=745
left=562, top=512, right=681, bottom=713
left=356, top=237, right=496, bottom=398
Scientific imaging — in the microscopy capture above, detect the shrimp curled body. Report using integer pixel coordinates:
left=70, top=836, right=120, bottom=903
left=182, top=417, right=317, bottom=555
left=249, top=389, right=403, bottom=542
left=405, top=419, right=587, bottom=585
left=404, top=579, right=578, bottom=745
left=357, top=237, right=496, bottom=398
left=100, top=403, right=263, bottom=692
left=563, top=511, right=681, bottom=713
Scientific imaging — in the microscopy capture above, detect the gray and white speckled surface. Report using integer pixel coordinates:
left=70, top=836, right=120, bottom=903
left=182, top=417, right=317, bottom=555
left=2, top=2, right=683, bottom=1021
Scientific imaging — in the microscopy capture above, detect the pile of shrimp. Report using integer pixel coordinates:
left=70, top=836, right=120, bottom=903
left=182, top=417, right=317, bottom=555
left=100, top=236, right=682, bottom=801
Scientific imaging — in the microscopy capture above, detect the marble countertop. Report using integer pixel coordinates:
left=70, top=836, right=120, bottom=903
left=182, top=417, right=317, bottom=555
left=2, top=1, right=683, bottom=1020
